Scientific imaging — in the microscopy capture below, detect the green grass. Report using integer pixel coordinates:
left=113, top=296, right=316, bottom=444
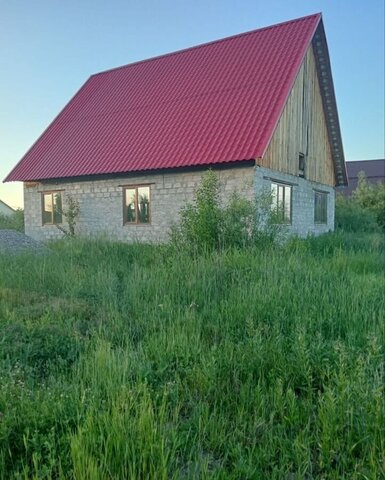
left=0, top=210, right=24, bottom=232
left=0, top=233, right=383, bottom=479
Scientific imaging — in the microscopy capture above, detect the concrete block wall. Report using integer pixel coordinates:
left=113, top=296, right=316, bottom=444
left=24, top=166, right=255, bottom=243
left=255, top=165, right=335, bottom=237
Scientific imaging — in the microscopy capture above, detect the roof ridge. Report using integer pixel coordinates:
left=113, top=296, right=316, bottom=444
left=92, top=12, right=322, bottom=77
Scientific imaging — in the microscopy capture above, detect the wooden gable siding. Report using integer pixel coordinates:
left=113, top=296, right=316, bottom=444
left=260, top=44, right=335, bottom=186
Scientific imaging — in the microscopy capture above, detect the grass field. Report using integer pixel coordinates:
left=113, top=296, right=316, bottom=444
left=0, top=233, right=383, bottom=479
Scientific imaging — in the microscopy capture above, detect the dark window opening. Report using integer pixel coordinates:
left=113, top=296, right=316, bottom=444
left=298, top=152, right=306, bottom=178
left=314, top=191, right=328, bottom=224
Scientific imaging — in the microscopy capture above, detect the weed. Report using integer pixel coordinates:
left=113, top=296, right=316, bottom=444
left=0, top=234, right=383, bottom=478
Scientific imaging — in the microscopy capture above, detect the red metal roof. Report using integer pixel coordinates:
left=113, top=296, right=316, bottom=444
left=6, top=14, right=322, bottom=182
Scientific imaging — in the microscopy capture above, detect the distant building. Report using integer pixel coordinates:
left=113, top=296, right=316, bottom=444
left=0, top=199, right=16, bottom=217
left=338, top=159, right=385, bottom=196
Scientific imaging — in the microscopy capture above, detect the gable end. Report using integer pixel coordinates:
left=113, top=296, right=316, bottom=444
left=261, top=43, right=335, bottom=185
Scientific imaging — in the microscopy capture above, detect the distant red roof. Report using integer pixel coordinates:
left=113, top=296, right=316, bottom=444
left=338, top=159, right=385, bottom=195
left=346, top=159, right=385, bottom=180
left=6, top=13, right=340, bottom=183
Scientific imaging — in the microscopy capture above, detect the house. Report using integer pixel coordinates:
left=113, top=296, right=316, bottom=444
left=337, top=159, right=384, bottom=196
left=4, top=13, right=347, bottom=241
left=0, top=199, right=16, bottom=217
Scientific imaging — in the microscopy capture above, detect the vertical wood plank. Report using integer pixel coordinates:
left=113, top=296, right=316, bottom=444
left=261, top=45, right=335, bottom=186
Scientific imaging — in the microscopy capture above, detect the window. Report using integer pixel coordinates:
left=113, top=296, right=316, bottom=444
left=271, top=182, right=292, bottom=224
left=42, top=192, right=62, bottom=225
left=123, top=185, right=150, bottom=224
left=298, top=152, right=306, bottom=178
left=314, top=191, right=328, bottom=224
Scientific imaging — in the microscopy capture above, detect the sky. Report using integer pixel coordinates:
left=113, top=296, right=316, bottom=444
left=1, top=0, right=384, bottom=208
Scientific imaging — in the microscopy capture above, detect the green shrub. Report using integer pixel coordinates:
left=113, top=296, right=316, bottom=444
left=175, top=170, right=222, bottom=251
left=353, top=172, right=385, bottom=230
left=335, top=194, right=380, bottom=233
left=220, top=192, right=256, bottom=248
left=171, top=170, right=282, bottom=252
left=0, top=209, right=24, bottom=232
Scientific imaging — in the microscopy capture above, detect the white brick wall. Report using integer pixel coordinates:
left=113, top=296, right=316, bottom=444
left=24, top=164, right=335, bottom=242
left=255, top=165, right=335, bottom=237
left=24, top=166, right=255, bottom=242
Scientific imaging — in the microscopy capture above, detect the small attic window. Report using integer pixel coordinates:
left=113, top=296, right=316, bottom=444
left=298, top=153, right=305, bottom=178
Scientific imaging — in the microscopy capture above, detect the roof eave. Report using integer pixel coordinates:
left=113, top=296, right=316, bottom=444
left=11, top=159, right=257, bottom=184
left=312, top=19, right=347, bottom=186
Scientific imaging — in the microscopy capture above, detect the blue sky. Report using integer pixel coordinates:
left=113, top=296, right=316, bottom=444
left=1, top=0, right=384, bottom=208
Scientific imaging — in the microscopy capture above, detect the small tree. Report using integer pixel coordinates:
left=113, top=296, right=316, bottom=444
left=171, top=171, right=283, bottom=252
left=335, top=194, right=379, bottom=233
left=220, top=192, right=255, bottom=248
left=176, top=170, right=222, bottom=251
left=353, top=172, right=385, bottom=230
left=0, top=209, right=24, bottom=232
left=220, top=189, right=283, bottom=249
left=56, top=195, right=80, bottom=237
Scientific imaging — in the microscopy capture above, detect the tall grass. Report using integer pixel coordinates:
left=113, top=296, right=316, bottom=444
left=0, top=234, right=383, bottom=479
left=0, top=210, right=24, bottom=232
